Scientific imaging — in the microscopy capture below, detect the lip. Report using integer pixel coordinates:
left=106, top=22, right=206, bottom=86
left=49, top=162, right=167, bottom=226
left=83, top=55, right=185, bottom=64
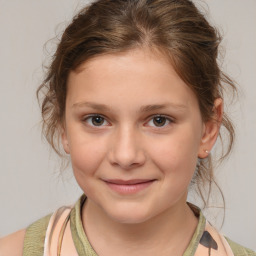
left=103, top=179, right=156, bottom=194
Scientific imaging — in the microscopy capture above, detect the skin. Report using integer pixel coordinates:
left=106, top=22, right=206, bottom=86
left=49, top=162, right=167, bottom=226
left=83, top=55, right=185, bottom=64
left=60, top=48, right=222, bottom=256
left=0, top=230, right=25, bottom=256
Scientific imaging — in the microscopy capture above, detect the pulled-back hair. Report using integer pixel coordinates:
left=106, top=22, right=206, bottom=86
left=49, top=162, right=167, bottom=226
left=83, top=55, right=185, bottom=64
left=37, top=0, right=236, bottom=208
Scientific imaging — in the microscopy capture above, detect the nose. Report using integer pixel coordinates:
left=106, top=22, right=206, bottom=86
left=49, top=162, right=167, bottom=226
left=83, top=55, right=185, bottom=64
left=107, top=125, right=146, bottom=170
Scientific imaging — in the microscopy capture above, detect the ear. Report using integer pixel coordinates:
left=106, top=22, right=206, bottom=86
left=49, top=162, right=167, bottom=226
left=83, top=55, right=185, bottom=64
left=198, top=98, right=223, bottom=159
left=61, top=126, right=70, bottom=154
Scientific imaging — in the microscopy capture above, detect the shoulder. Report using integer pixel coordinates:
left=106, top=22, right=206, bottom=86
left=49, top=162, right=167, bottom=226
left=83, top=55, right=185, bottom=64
left=225, top=237, right=256, bottom=256
left=0, top=214, right=51, bottom=256
left=23, top=213, right=52, bottom=255
left=0, top=229, right=26, bottom=256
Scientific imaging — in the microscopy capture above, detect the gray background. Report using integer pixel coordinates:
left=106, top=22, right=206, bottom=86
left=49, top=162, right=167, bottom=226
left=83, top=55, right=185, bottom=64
left=0, top=0, right=255, bottom=250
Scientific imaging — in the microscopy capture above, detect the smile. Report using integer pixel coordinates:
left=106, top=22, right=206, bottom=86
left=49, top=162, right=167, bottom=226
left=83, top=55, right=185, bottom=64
left=103, top=179, right=156, bottom=194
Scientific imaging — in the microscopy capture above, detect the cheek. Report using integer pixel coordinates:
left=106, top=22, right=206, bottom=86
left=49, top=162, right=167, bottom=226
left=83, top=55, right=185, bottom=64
left=148, top=129, right=199, bottom=180
left=68, top=133, right=107, bottom=177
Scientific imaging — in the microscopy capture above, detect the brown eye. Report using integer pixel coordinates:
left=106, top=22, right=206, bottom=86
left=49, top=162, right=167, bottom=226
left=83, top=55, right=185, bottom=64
left=84, top=115, right=108, bottom=127
left=91, top=116, right=105, bottom=126
left=147, top=115, right=172, bottom=128
left=153, top=116, right=167, bottom=127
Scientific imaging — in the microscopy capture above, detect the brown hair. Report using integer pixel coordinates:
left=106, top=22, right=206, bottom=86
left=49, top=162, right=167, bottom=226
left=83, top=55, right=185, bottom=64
left=37, top=0, right=236, bottom=208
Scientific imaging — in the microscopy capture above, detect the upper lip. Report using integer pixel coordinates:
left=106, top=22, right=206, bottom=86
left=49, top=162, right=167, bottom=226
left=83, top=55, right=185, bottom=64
left=103, top=179, right=156, bottom=185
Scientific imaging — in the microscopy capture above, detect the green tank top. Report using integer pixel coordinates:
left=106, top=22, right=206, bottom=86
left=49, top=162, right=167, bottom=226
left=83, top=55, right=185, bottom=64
left=23, top=195, right=256, bottom=256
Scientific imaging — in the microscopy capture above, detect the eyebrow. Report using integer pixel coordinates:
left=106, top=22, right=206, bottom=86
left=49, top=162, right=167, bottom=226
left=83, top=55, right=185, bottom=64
left=72, top=101, right=187, bottom=112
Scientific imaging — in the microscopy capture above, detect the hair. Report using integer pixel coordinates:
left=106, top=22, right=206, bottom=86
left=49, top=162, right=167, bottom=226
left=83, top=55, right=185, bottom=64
left=37, top=0, right=236, bottom=209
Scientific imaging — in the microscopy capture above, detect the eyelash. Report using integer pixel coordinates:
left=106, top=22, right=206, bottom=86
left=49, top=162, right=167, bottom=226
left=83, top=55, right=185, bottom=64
left=82, top=114, right=174, bottom=129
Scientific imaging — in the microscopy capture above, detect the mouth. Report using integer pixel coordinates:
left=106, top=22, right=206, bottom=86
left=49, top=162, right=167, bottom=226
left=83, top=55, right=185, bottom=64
left=103, top=179, right=156, bottom=194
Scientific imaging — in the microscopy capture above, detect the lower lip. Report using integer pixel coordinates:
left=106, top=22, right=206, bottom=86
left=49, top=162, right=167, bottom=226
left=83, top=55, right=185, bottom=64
left=105, top=181, right=155, bottom=195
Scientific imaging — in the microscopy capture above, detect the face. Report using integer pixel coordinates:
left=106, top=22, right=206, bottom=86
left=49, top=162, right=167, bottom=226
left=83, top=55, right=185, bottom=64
left=62, top=49, right=215, bottom=224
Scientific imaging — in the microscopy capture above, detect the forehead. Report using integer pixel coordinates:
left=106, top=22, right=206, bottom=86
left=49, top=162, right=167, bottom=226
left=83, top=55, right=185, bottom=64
left=66, top=49, right=199, bottom=112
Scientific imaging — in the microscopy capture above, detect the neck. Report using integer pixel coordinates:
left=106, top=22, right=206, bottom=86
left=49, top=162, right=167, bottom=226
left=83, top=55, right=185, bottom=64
left=81, top=195, right=198, bottom=255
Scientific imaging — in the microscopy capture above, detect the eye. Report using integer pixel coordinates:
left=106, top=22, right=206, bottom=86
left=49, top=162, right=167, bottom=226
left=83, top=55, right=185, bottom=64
left=83, top=115, right=109, bottom=127
left=147, top=115, right=172, bottom=128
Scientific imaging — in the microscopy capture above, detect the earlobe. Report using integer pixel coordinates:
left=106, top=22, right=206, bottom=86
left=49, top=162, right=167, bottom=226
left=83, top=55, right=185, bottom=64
left=198, top=98, right=223, bottom=159
left=61, top=128, right=70, bottom=154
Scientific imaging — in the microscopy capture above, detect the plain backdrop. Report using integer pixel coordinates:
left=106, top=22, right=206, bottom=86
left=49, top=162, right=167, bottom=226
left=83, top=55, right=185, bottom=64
left=0, top=0, right=255, bottom=250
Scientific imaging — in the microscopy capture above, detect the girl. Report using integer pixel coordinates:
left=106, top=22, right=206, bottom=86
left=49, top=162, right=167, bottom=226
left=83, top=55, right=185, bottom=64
left=0, top=0, right=255, bottom=255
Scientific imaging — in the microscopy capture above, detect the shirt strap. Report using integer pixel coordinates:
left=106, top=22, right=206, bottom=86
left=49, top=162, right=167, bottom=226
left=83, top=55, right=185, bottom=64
left=43, top=207, right=74, bottom=256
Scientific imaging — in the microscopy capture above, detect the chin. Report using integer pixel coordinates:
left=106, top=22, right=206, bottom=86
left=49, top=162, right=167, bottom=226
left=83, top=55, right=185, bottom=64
left=106, top=205, right=154, bottom=224
left=111, top=214, right=151, bottom=224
